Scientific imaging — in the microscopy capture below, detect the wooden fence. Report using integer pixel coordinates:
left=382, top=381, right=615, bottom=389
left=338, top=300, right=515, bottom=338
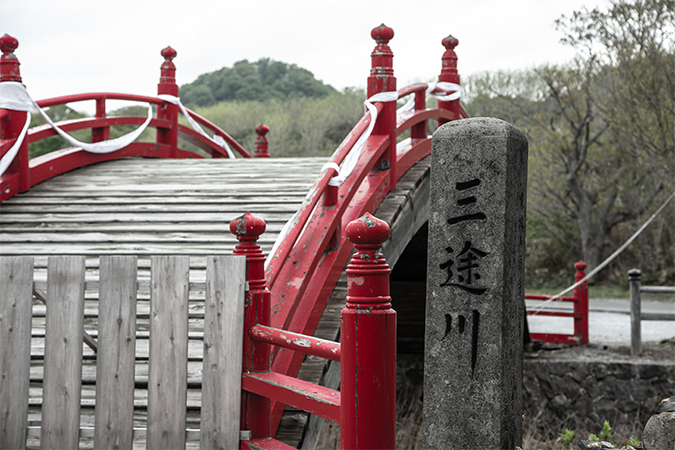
left=0, top=254, right=246, bottom=449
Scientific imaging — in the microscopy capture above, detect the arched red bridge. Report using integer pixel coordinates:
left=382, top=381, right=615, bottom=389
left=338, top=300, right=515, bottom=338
left=0, top=25, right=469, bottom=448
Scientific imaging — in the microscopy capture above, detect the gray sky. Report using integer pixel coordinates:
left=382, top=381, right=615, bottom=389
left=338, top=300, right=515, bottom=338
left=2, top=0, right=603, bottom=106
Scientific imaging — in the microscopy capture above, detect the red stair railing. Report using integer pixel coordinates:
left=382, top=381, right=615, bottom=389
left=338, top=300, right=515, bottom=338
left=526, top=261, right=589, bottom=344
left=233, top=212, right=395, bottom=449
left=264, top=26, right=468, bottom=433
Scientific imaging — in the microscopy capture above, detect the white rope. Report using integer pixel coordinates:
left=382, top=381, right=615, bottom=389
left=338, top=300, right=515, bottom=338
left=0, top=81, right=153, bottom=175
left=159, top=94, right=235, bottom=158
left=530, top=187, right=675, bottom=314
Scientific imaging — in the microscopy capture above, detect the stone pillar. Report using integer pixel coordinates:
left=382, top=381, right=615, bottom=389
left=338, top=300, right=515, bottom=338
left=423, top=118, right=528, bottom=450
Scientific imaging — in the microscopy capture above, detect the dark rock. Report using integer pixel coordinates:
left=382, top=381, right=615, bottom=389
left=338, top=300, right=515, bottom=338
left=640, top=365, right=668, bottom=380
left=658, top=397, right=675, bottom=414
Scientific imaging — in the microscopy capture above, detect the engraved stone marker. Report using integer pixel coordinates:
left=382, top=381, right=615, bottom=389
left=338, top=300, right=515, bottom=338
left=423, top=118, right=528, bottom=449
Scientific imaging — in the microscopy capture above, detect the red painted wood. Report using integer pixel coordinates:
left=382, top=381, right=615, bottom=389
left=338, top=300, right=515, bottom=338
left=241, top=372, right=340, bottom=423
left=254, top=124, right=270, bottom=158
left=526, top=261, right=589, bottom=345
left=368, top=24, right=397, bottom=190
left=437, top=34, right=461, bottom=125
left=157, top=46, right=179, bottom=157
left=265, top=108, right=379, bottom=288
left=248, top=325, right=340, bottom=362
left=574, top=261, right=589, bottom=344
left=0, top=34, right=21, bottom=82
left=232, top=213, right=271, bottom=440
left=340, top=213, right=396, bottom=449
left=91, top=97, right=109, bottom=143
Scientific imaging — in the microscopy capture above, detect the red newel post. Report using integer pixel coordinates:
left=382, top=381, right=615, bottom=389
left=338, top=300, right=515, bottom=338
left=367, top=24, right=397, bottom=190
left=91, top=97, right=109, bottom=143
left=254, top=124, right=270, bottom=158
left=341, top=213, right=396, bottom=449
left=231, top=212, right=271, bottom=439
left=157, top=46, right=179, bottom=157
left=573, top=261, right=589, bottom=344
left=0, top=34, right=30, bottom=194
left=438, top=34, right=460, bottom=125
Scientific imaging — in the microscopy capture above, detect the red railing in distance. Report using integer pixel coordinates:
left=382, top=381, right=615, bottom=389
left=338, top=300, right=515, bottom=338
left=0, top=36, right=256, bottom=202
left=526, top=261, right=589, bottom=345
left=234, top=212, right=396, bottom=450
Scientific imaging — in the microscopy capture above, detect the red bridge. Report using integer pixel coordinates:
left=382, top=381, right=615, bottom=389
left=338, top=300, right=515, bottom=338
left=0, top=24, right=586, bottom=449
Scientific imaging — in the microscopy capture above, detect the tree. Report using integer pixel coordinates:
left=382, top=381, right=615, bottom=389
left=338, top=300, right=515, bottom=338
left=179, top=58, right=337, bottom=107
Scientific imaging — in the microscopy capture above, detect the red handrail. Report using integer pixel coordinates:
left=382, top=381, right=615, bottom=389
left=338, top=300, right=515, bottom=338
left=526, top=261, right=589, bottom=344
left=0, top=39, right=258, bottom=202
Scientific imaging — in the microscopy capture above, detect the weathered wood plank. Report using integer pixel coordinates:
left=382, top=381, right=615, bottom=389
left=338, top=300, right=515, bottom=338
left=0, top=256, right=34, bottom=450
left=200, top=255, right=246, bottom=450
left=41, top=255, right=86, bottom=449
left=147, top=255, right=190, bottom=450
left=94, top=255, right=138, bottom=449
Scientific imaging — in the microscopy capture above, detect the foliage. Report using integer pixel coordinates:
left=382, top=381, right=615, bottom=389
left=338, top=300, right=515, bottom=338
left=28, top=105, right=88, bottom=158
left=588, top=420, right=613, bottom=441
left=559, top=428, right=576, bottom=450
left=193, top=88, right=365, bottom=157
left=179, top=58, right=337, bottom=108
left=463, top=0, right=675, bottom=286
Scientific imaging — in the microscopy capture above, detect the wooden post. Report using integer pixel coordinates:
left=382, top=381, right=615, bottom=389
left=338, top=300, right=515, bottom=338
left=629, top=268, right=642, bottom=356
left=573, top=261, right=589, bottom=344
left=231, top=212, right=271, bottom=440
left=367, top=24, right=397, bottom=190
left=92, top=96, right=109, bottom=143
left=0, top=34, right=30, bottom=195
left=157, top=46, right=179, bottom=157
left=437, top=34, right=460, bottom=126
left=341, top=213, right=396, bottom=449
left=411, top=87, right=427, bottom=141
left=254, top=124, right=270, bottom=158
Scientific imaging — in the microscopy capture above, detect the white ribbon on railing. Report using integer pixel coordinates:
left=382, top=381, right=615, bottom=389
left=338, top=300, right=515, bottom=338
left=159, top=94, right=235, bottom=159
left=431, top=82, right=461, bottom=102
left=329, top=91, right=398, bottom=186
left=0, top=81, right=154, bottom=175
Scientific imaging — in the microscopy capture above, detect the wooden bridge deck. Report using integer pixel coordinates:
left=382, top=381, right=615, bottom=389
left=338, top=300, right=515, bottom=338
left=0, top=155, right=432, bottom=448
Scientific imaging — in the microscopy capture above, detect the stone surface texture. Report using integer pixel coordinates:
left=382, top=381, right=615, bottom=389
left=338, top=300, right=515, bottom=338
left=643, top=412, right=675, bottom=450
left=423, top=118, right=528, bottom=449
left=523, top=344, right=675, bottom=439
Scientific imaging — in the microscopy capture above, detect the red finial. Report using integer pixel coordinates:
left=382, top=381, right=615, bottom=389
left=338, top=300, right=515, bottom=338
left=230, top=211, right=266, bottom=239
left=255, top=124, right=269, bottom=137
left=254, top=124, right=270, bottom=158
left=345, top=212, right=390, bottom=246
left=442, top=34, right=459, bottom=51
left=158, top=45, right=178, bottom=96
left=230, top=212, right=267, bottom=289
left=371, top=24, right=394, bottom=45
left=0, top=34, right=21, bottom=82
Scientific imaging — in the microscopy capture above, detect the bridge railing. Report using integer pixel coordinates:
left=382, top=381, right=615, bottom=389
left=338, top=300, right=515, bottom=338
left=264, top=25, right=469, bottom=433
left=0, top=34, right=260, bottom=202
left=234, top=212, right=396, bottom=449
left=526, top=261, right=590, bottom=345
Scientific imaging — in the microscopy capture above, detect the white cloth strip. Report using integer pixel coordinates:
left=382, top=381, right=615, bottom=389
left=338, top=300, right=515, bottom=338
left=159, top=94, right=235, bottom=159
left=431, top=81, right=461, bottom=102
left=321, top=162, right=341, bottom=187
left=0, top=81, right=153, bottom=174
left=330, top=91, right=398, bottom=186
left=36, top=102, right=153, bottom=154
left=397, top=83, right=438, bottom=116
left=530, top=187, right=675, bottom=314
left=0, top=111, right=30, bottom=176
